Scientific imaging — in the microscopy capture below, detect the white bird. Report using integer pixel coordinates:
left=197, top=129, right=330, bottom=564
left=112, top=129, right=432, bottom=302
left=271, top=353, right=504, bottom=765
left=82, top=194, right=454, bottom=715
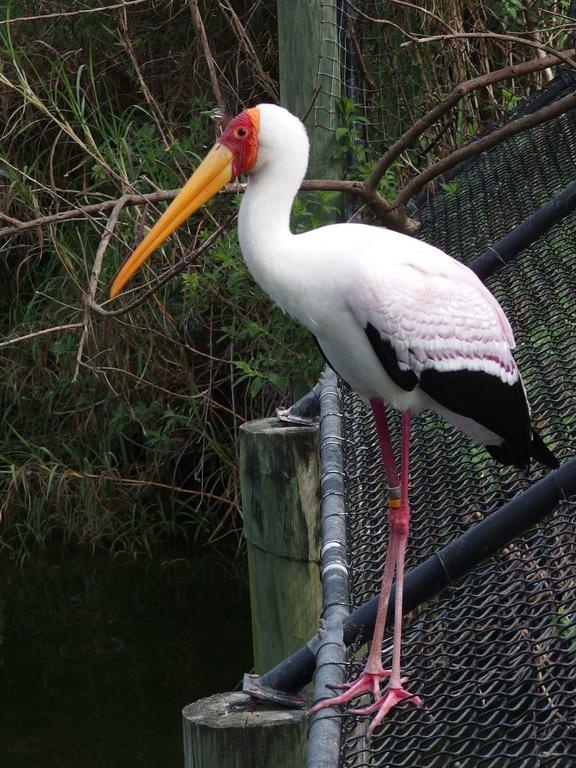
left=110, top=103, right=558, bottom=732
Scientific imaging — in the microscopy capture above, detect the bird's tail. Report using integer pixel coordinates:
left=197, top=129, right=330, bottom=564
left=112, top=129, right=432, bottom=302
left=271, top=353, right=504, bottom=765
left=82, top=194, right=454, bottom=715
left=530, top=429, right=559, bottom=469
left=485, top=429, right=559, bottom=470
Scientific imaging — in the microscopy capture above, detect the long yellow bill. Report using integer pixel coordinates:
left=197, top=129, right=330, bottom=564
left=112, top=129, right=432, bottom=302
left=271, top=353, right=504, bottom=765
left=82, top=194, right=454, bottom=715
left=110, top=142, right=233, bottom=298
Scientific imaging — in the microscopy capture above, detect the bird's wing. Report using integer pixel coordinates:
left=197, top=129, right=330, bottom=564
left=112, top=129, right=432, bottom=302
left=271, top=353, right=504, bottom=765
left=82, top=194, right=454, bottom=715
left=347, top=255, right=519, bottom=387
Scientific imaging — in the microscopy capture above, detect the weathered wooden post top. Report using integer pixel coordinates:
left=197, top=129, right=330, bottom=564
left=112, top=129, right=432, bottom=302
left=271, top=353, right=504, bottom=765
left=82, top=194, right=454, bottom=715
left=183, top=692, right=307, bottom=768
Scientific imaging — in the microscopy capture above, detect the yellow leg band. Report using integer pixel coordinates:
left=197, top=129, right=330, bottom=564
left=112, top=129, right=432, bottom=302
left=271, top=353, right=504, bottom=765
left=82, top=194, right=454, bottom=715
left=388, top=498, right=402, bottom=509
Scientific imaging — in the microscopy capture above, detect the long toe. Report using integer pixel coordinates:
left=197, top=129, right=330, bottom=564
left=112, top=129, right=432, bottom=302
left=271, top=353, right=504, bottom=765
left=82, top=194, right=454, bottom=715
left=365, top=686, right=423, bottom=736
left=310, top=669, right=390, bottom=714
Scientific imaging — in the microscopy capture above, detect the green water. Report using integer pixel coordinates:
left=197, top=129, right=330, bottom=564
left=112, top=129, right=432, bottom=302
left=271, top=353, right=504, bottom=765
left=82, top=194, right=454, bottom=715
left=0, top=552, right=252, bottom=768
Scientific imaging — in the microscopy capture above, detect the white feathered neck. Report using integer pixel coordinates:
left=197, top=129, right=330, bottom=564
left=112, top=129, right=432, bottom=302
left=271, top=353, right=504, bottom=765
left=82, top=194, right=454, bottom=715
left=237, top=104, right=309, bottom=296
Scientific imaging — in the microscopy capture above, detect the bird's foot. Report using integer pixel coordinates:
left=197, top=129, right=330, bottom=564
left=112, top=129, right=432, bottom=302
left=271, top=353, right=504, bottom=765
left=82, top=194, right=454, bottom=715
left=309, top=667, right=391, bottom=714
left=310, top=671, right=423, bottom=735
left=349, top=684, right=423, bottom=736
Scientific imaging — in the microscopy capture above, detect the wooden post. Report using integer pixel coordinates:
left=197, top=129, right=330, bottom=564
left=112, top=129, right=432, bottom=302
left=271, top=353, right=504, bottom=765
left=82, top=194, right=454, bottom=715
left=277, top=0, right=343, bottom=180
left=239, top=418, right=321, bottom=673
left=183, top=692, right=308, bottom=768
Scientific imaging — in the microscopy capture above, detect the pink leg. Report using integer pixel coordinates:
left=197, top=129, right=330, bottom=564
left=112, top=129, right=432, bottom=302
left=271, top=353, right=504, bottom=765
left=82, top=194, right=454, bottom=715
left=310, top=406, right=422, bottom=731
left=350, top=412, right=422, bottom=733
left=370, top=399, right=400, bottom=489
left=364, top=399, right=400, bottom=675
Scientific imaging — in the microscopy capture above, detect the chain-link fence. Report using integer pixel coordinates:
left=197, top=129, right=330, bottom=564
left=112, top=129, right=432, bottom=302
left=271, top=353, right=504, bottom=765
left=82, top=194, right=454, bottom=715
left=308, top=2, right=576, bottom=766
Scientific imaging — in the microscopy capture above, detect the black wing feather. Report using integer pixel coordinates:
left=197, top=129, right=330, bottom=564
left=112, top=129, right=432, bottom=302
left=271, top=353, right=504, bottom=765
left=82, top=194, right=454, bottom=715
left=361, top=324, right=558, bottom=471
left=419, top=368, right=532, bottom=468
left=365, top=323, right=418, bottom=391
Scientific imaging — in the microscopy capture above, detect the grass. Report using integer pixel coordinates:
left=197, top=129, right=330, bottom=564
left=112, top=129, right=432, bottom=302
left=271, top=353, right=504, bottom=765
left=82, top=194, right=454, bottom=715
left=0, top=0, right=322, bottom=560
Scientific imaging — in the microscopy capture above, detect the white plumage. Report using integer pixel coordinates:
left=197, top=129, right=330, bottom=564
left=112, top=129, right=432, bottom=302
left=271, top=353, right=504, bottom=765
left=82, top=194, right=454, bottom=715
left=239, top=105, right=521, bottom=444
left=111, top=102, right=558, bottom=729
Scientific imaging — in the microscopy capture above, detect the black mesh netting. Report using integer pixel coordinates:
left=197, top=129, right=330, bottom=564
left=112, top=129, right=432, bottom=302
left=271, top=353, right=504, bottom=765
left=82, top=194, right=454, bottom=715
left=333, top=104, right=576, bottom=764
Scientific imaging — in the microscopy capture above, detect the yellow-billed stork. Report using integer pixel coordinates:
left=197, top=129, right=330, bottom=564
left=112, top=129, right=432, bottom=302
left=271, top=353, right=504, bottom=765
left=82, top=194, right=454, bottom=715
left=110, top=104, right=558, bottom=732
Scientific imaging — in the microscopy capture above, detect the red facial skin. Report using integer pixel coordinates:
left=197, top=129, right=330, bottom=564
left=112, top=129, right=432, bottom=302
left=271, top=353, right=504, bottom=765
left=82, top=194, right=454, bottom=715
left=218, top=108, right=260, bottom=179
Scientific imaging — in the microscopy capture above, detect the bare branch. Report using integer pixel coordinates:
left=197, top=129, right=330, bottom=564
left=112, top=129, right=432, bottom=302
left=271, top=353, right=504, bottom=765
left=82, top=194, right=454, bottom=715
left=0, top=0, right=150, bottom=26
left=73, top=196, right=130, bottom=380
left=403, top=32, right=576, bottom=70
left=301, top=179, right=364, bottom=195
left=188, top=0, right=226, bottom=111
left=392, top=88, right=576, bottom=210
left=0, top=212, right=24, bottom=226
left=0, top=189, right=183, bottom=238
left=218, top=0, right=279, bottom=101
left=0, top=177, right=414, bottom=238
left=0, top=323, right=83, bottom=350
left=89, top=214, right=236, bottom=317
left=366, top=48, right=575, bottom=192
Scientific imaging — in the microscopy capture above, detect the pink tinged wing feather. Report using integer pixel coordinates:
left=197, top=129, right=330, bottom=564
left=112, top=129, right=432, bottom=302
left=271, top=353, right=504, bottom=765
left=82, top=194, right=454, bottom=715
left=347, top=255, right=519, bottom=385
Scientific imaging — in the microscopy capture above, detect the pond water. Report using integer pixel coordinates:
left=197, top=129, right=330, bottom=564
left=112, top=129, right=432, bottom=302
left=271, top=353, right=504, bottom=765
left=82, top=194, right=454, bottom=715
left=0, top=551, right=252, bottom=768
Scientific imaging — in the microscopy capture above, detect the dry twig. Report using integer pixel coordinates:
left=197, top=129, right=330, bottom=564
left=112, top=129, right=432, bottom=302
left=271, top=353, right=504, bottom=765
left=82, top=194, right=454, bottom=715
left=218, top=0, right=278, bottom=101
left=392, top=87, right=576, bottom=209
left=0, top=189, right=183, bottom=238
left=0, top=0, right=150, bottom=26
left=188, top=0, right=226, bottom=111
left=346, top=15, right=378, bottom=93
left=120, top=8, right=175, bottom=149
left=73, top=196, right=130, bottom=380
left=89, top=214, right=236, bottom=317
left=349, top=0, right=456, bottom=35
left=403, top=32, right=576, bottom=70
left=345, top=1, right=417, bottom=40
left=367, top=48, right=575, bottom=192
left=0, top=323, right=83, bottom=350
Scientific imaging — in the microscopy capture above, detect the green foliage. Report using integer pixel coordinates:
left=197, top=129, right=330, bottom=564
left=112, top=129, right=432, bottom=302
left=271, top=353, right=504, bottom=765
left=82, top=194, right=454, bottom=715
left=335, top=98, right=371, bottom=168
left=440, top=180, right=460, bottom=198
left=291, top=190, right=341, bottom=231
left=334, top=98, right=398, bottom=200
left=499, top=87, right=523, bottom=112
left=0, top=0, right=319, bottom=559
left=485, top=0, right=527, bottom=24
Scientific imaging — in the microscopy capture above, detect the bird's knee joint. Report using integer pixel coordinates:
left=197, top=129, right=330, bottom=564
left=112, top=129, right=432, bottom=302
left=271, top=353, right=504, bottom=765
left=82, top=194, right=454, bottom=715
left=389, top=507, right=409, bottom=536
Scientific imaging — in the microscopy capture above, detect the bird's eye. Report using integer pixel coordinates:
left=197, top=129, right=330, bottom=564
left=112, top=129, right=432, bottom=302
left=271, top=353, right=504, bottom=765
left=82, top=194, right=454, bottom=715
left=235, top=127, right=248, bottom=139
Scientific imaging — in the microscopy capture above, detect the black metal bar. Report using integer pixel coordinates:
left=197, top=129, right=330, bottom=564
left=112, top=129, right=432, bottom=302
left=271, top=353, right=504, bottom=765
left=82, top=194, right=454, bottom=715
left=259, top=455, right=576, bottom=693
left=257, top=644, right=316, bottom=695
left=470, top=179, right=576, bottom=281
left=276, top=376, right=322, bottom=424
